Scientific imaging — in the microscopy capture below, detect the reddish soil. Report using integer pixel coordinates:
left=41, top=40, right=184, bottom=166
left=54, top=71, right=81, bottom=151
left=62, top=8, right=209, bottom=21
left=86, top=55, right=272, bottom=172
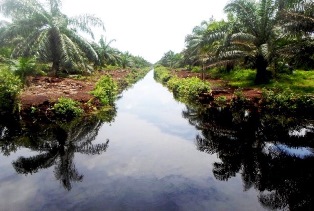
left=172, top=70, right=262, bottom=101
left=19, top=69, right=262, bottom=113
left=19, top=69, right=131, bottom=111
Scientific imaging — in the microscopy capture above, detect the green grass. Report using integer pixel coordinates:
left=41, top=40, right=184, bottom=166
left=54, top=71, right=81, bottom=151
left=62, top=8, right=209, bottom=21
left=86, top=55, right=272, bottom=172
left=269, top=70, right=314, bottom=94
left=207, top=68, right=314, bottom=95
left=207, top=68, right=256, bottom=87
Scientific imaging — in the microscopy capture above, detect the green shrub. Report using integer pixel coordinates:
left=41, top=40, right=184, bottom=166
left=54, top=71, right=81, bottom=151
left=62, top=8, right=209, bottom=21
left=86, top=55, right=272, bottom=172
left=168, top=77, right=211, bottom=101
left=53, top=97, right=83, bottom=118
left=91, top=75, right=118, bottom=105
left=214, top=96, right=228, bottom=107
left=9, top=57, right=45, bottom=84
left=154, top=66, right=172, bottom=84
left=261, top=87, right=314, bottom=116
left=0, top=69, right=22, bottom=114
left=191, top=66, right=201, bottom=73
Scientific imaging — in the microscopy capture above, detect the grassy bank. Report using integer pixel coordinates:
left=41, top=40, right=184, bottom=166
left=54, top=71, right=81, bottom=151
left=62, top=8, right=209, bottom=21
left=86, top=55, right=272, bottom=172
left=155, top=66, right=314, bottom=118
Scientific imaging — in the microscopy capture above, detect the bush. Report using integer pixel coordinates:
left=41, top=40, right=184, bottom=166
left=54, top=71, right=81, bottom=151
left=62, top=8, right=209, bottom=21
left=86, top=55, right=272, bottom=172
left=9, top=57, right=45, bottom=84
left=168, top=77, right=211, bottom=101
left=53, top=97, right=83, bottom=118
left=0, top=69, right=22, bottom=114
left=154, top=66, right=172, bottom=84
left=91, top=75, right=118, bottom=105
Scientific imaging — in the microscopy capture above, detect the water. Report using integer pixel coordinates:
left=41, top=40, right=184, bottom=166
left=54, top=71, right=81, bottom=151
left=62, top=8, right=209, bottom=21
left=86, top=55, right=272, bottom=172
left=0, top=70, right=313, bottom=210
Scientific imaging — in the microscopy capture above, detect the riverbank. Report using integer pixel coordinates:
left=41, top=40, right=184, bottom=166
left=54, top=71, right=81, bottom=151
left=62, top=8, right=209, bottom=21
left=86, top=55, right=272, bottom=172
left=19, top=67, right=151, bottom=119
left=154, top=66, right=314, bottom=118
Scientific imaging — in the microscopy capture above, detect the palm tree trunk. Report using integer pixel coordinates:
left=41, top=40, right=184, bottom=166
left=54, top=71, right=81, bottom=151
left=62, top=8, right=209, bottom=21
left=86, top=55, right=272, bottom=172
left=254, top=55, right=270, bottom=84
left=52, top=61, right=60, bottom=77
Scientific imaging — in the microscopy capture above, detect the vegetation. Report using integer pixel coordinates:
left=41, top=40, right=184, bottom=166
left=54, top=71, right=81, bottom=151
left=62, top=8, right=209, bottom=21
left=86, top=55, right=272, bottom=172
left=167, top=0, right=314, bottom=85
left=157, top=50, right=183, bottom=68
left=154, top=66, right=211, bottom=102
left=53, top=97, right=83, bottom=118
left=0, top=0, right=151, bottom=118
left=0, top=68, right=21, bottom=114
left=91, top=75, right=118, bottom=106
left=0, top=0, right=105, bottom=76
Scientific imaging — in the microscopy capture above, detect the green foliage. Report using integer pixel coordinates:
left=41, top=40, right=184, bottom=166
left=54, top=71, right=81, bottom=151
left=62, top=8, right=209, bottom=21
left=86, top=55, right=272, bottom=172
left=154, top=66, right=172, bottom=84
left=155, top=65, right=211, bottom=102
left=157, top=50, right=183, bottom=68
left=124, top=67, right=151, bottom=88
left=0, top=0, right=105, bottom=75
left=168, top=77, right=211, bottom=101
left=53, top=97, right=83, bottom=118
left=261, top=88, right=314, bottom=116
left=272, top=70, right=314, bottom=94
left=191, top=66, right=202, bottom=73
left=91, top=75, right=118, bottom=105
left=9, top=57, right=43, bottom=83
left=0, top=68, right=22, bottom=113
left=214, top=96, right=228, bottom=107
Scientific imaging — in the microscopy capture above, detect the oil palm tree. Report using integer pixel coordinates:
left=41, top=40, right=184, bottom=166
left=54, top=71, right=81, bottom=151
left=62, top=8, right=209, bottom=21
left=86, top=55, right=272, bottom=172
left=184, top=19, right=233, bottom=74
left=0, top=0, right=105, bottom=76
left=119, top=51, right=133, bottom=69
left=277, top=0, right=314, bottom=69
left=223, top=0, right=278, bottom=84
left=94, top=36, right=121, bottom=67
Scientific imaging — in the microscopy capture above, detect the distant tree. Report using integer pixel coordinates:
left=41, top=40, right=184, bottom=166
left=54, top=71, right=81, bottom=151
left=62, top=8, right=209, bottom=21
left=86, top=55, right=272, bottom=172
left=93, top=36, right=121, bottom=68
left=119, top=52, right=133, bottom=69
left=158, top=50, right=183, bottom=68
left=0, top=0, right=105, bottom=76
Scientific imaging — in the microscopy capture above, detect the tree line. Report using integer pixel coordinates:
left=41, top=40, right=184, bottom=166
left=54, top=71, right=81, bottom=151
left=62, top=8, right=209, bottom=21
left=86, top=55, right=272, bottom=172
left=157, top=0, right=314, bottom=84
left=0, top=0, right=151, bottom=77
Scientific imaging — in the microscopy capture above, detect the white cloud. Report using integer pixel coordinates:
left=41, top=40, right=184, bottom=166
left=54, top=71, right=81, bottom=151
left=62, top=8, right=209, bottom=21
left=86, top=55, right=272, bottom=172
left=63, top=0, right=227, bottom=63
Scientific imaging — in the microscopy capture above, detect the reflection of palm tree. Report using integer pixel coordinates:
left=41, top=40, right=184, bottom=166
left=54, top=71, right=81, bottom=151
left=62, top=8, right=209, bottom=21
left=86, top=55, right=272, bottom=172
left=12, top=116, right=110, bottom=191
left=184, top=104, right=314, bottom=210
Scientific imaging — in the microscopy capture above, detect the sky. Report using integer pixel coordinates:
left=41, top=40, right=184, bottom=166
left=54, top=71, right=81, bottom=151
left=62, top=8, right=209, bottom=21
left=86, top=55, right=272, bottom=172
left=63, top=0, right=228, bottom=63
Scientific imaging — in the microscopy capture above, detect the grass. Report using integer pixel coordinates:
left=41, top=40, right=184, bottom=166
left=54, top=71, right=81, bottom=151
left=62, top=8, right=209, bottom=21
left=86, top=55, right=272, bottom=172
left=207, top=68, right=314, bottom=95
left=207, top=68, right=256, bottom=87
left=270, top=70, right=314, bottom=94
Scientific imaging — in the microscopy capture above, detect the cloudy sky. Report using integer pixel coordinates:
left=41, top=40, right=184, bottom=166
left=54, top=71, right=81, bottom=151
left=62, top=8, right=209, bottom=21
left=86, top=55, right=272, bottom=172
left=63, top=0, right=228, bottom=63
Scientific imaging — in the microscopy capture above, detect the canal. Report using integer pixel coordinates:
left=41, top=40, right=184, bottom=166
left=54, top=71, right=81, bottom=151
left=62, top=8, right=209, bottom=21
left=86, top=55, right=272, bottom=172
left=0, top=70, right=313, bottom=210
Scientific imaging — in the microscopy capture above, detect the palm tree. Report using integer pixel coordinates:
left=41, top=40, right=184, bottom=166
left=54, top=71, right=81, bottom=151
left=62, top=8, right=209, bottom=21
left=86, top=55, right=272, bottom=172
left=184, top=19, right=232, bottom=77
left=158, top=50, right=182, bottom=68
left=94, top=36, right=121, bottom=67
left=0, top=0, right=105, bottom=76
left=278, top=0, right=314, bottom=69
left=119, top=51, right=133, bottom=69
left=223, top=0, right=278, bottom=84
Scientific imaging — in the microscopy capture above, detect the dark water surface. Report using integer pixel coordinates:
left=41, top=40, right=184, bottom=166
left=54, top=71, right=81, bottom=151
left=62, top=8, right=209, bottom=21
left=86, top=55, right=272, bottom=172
left=1, top=71, right=313, bottom=210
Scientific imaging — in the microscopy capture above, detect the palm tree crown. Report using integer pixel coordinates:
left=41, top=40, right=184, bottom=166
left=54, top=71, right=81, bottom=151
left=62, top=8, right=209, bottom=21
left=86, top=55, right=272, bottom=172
left=0, top=0, right=105, bottom=75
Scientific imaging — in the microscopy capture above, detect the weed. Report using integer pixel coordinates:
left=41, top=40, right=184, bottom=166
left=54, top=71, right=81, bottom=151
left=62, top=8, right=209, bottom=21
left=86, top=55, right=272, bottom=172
left=91, top=75, right=118, bottom=106
left=0, top=68, right=22, bottom=114
left=53, top=97, right=83, bottom=118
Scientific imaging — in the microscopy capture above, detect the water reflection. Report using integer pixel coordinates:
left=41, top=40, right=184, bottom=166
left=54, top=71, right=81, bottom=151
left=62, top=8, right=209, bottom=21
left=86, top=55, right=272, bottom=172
left=0, top=108, right=116, bottom=190
left=182, top=106, right=314, bottom=210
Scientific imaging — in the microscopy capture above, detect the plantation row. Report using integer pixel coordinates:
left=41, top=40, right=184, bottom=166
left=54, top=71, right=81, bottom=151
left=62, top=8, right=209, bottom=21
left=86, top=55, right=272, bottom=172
left=157, top=0, right=314, bottom=85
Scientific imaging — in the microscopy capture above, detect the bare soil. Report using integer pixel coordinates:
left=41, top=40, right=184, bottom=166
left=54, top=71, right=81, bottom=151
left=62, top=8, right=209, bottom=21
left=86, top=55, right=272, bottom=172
left=19, top=69, right=131, bottom=112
